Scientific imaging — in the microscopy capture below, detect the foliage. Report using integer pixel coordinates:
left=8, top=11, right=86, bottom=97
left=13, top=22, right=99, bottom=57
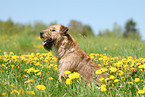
left=68, top=20, right=95, bottom=37
left=123, top=19, right=141, bottom=40
left=98, top=22, right=123, bottom=38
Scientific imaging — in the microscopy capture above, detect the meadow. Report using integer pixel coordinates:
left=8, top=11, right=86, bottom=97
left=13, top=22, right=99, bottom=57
left=0, top=33, right=145, bottom=97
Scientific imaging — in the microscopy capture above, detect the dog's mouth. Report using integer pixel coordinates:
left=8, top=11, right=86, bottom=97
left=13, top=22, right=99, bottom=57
left=42, top=38, right=54, bottom=50
left=42, top=38, right=53, bottom=45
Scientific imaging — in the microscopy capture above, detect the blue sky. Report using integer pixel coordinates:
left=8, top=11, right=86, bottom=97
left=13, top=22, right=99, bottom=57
left=0, top=0, right=145, bottom=39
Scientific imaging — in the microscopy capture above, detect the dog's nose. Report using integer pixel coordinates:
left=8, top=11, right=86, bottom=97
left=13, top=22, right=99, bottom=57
left=40, top=32, right=44, bottom=35
left=40, top=32, right=44, bottom=38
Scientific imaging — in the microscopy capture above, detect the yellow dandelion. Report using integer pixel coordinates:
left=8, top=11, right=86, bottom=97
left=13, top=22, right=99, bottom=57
left=104, top=48, right=107, bottom=50
left=100, top=77, right=105, bottom=81
left=37, top=72, right=41, bottom=75
left=4, top=82, right=7, bottom=85
left=36, top=85, right=46, bottom=90
left=73, top=72, right=80, bottom=79
left=128, top=82, right=133, bottom=84
left=138, top=90, right=145, bottom=94
left=69, top=74, right=76, bottom=79
left=2, top=93, right=6, bottom=95
left=110, top=75, right=115, bottom=79
left=64, top=71, right=71, bottom=75
left=114, top=79, right=120, bottom=83
left=110, top=67, right=117, bottom=73
left=66, top=78, right=72, bottom=85
left=48, top=77, right=53, bottom=80
left=96, top=70, right=102, bottom=74
left=11, top=89, right=19, bottom=94
left=134, top=78, right=140, bottom=82
left=28, top=91, right=35, bottom=95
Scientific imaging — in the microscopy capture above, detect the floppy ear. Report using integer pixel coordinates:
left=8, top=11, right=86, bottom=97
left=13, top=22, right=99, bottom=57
left=60, top=25, right=69, bottom=34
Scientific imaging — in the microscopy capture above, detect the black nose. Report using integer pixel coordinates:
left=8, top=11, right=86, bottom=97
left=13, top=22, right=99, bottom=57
left=40, top=32, right=44, bottom=38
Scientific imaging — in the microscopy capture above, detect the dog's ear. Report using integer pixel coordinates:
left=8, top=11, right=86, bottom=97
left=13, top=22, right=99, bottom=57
left=60, top=25, right=69, bottom=34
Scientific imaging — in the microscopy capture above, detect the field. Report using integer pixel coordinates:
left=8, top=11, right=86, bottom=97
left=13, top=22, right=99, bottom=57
left=0, top=34, right=145, bottom=97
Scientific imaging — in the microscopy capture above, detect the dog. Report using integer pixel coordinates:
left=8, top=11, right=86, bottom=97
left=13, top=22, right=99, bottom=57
left=40, top=24, right=101, bottom=85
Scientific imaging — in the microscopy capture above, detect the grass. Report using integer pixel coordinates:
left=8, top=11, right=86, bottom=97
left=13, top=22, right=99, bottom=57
left=0, top=34, right=145, bottom=97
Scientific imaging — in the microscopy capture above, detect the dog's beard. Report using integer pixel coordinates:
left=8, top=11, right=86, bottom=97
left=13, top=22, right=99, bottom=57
left=42, top=39, right=54, bottom=50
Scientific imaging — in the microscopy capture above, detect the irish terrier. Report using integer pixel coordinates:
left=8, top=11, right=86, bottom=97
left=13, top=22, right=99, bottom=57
left=40, top=24, right=101, bottom=85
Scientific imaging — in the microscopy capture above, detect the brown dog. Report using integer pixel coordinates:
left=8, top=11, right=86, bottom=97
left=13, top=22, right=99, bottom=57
left=40, top=24, right=101, bottom=85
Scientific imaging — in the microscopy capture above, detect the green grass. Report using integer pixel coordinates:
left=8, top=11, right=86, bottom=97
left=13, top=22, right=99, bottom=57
left=0, top=34, right=145, bottom=97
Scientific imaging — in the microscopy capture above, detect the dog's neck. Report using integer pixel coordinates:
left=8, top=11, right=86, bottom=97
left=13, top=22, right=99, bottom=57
left=54, top=34, right=79, bottom=59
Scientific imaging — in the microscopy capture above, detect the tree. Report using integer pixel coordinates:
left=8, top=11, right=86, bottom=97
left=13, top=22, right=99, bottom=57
left=82, top=25, right=95, bottom=37
left=68, top=20, right=95, bottom=37
left=123, top=19, right=141, bottom=40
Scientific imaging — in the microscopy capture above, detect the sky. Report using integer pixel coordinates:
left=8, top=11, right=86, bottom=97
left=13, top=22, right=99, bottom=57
left=0, top=0, right=145, bottom=40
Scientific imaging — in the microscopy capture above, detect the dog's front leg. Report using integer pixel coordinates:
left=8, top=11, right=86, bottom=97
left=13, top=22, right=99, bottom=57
left=59, top=70, right=64, bottom=83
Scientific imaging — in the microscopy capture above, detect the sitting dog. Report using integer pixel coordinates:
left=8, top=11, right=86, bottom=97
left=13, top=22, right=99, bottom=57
left=40, top=24, right=101, bottom=85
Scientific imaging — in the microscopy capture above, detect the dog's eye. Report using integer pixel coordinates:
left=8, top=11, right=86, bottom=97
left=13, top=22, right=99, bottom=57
left=52, top=30, right=56, bottom=31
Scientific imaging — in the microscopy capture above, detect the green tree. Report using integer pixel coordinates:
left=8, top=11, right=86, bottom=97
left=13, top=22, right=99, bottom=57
left=68, top=20, right=94, bottom=37
left=123, top=19, right=141, bottom=40
left=82, top=25, right=95, bottom=37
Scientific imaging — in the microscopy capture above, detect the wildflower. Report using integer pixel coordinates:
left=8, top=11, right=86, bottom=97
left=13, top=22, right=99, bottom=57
left=138, top=90, right=145, bottom=94
left=105, top=78, right=110, bottom=81
left=10, top=52, right=14, bottom=55
left=69, top=74, right=76, bottom=79
left=48, top=77, right=53, bottom=80
left=11, top=83, right=14, bottom=87
left=19, top=88, right=24, bottom=94
left=66, top=78, right=72, bottom=85
left=73, top=72, right=80, bottom=78
left=96, top=70, right=102, bottom=74
left=114, top=79, right=120, bottom=83
left=134, top=78, right=140, bottom=82
left=37, top=72, right=41, bottom=75
left=100, top=84, right=107, bottom=92
left=28, top=91, right=35, bottom=95
left=36, top=85, right=46, bottom=90
left=110, top=67, right=117, bottom=73
left=26, top=79, right=33, bottom=83
left=101, top=68, right=108, bottom=72
left=64, top=71, right=71, bottom=75
left=100, top=77, right=105, bottom=81
left=2, top=93, right=6, bottom=95
left=121, top=77, right=125, bottom=81
left=34, top=70, right=40, bottom=73
left=2, top=64, right=5, bottom=67
left=104, top=48, right=107, bottom=50
left=110, top=75, right=115, bottom=79
left=4, top=82, right=7, bottom=85
left=11, top=89, right=19, bottom=94
left=128, top=82, right=133, bottom=84
left=24, top=75, right=27, bottom=77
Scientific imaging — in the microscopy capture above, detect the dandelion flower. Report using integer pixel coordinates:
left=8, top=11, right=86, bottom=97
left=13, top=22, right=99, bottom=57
left=110, top=75, right=115, bottom=79
left=48, top=77, right=53, bottom=80
left=36, top=85, right=46, bottom=90
left=128, top=82, right=133, bottom=84
left=138, top=90, right=145, bottom=94
left=66, top=78, right=72, bottom=85
left=134, top=78, right=140, bottom=82
left=2, top=93, right=6, bottom=95
left=100, top=77, right=105, bottom=81
left=114, top=79, right=120, bottom=83
left=64, top=71, right=71, bottom=74
left=28, top=91, right=35, bottom=95
left=96, top=70, right=102, bottom=74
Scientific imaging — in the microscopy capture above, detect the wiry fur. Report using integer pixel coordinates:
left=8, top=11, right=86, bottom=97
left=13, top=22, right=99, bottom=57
left=40, top=25, right=101, bottom=85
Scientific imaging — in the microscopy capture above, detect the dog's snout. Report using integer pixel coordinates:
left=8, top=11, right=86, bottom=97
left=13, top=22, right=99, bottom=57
left=40, top=32, right=44, bottom=38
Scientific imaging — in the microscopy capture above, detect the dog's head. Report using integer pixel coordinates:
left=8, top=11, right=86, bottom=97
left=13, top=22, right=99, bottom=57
left=40, top=24, right=69, bottom=50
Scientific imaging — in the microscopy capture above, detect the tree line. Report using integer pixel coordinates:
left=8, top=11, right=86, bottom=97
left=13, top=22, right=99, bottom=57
left=0, top=18, right=141, bottom=40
